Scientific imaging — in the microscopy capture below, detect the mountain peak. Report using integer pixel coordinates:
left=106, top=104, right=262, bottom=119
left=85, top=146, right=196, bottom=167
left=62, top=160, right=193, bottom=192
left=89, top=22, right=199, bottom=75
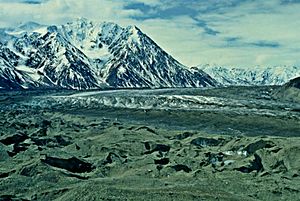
left=67, top=17, right=94, bottom=29
left=18, top=21, right=43, bottom=31
left=74, top=17, right=90, bottom=23
left=0, top=19, right=218, bottom=90
left=126, top=25, right=139, bottom=32
left=126, top=25, right=142, bottom=36
left=99, top=21, right=124, bottom=35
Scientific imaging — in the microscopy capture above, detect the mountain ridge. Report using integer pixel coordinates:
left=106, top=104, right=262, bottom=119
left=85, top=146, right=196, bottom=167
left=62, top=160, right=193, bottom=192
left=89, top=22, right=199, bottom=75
left=198, top=64, right=300, bottom=86
left=0, top=18, right=218, bottom=90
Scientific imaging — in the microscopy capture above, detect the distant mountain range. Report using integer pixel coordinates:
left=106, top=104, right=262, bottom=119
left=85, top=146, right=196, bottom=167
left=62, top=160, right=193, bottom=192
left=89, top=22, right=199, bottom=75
left=197, top=64, right=300, bottom=86
left=1, top=18, right=299, bottom=91
left=0, top=18, right=217, bottom=90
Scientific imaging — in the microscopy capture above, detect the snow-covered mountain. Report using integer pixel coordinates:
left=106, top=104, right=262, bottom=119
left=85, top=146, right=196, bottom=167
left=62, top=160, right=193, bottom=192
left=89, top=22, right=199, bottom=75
left=0, top=18, right=217, bottom=90
left=198, top=64, right=300, bottom=86
left=0, top=42, right=39, bottom=89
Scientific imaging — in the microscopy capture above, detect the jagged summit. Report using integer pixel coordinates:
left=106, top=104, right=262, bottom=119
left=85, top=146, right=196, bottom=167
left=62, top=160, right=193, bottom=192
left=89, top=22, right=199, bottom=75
left=0, top=18, right=218, bottom=90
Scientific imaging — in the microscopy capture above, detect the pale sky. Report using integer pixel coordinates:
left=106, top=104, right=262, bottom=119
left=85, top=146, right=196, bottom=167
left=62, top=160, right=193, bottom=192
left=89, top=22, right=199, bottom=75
left=1, top=0, right=300, bottom=67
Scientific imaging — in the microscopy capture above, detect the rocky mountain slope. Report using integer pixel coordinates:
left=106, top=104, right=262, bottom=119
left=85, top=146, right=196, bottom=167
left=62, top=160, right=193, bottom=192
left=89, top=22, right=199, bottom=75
left=0, top=42, right=39, bottom=89
left=0, top=19, right=217, bottom=90
left=272, top=76, right=300, bottom=103
left=198, top=64, right=300, bottom=86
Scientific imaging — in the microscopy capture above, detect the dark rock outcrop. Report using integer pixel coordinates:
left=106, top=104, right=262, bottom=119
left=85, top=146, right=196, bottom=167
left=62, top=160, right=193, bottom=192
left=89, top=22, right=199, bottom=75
left=191, top=137, right=224, bottom=147
left=235, top=154, right=263, bottom=173
left=154, top=158, right=169, bottom=165
left=144, top=144, right=170, bottom=154
left=0, top=133, right=28, bottom=146
left=171, top=164, right=192, bottom=173
left=41, top=156, right=94, bottom=173
left=244, top=140, right=275, bottom=154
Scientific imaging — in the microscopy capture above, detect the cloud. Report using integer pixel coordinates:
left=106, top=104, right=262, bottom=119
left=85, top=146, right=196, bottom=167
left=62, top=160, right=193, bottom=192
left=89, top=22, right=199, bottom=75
left=0, top=0, right=299, bottom=67
left=250, top=41, right=281, bottom=48
left=21, top=0, right=46, bottom=4
left=124, top=2, right=153, bottom=14
left=281, top=0, right=300, bottom=4
left=0, top=0, right=138, bottom=27
left=0, top=0, right=48, bottom=4
left=221, top=37, right=281, bottom=48
left=128, top=0, right=162, bottom=7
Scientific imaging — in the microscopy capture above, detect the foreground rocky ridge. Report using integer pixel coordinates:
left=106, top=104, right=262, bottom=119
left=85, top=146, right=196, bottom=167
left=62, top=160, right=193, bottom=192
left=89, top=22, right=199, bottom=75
left=0, top=19, right=217, bottom=90
left=0, top=111, right=299, bottom=201
left=0, top=84, right=299, bottom=200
